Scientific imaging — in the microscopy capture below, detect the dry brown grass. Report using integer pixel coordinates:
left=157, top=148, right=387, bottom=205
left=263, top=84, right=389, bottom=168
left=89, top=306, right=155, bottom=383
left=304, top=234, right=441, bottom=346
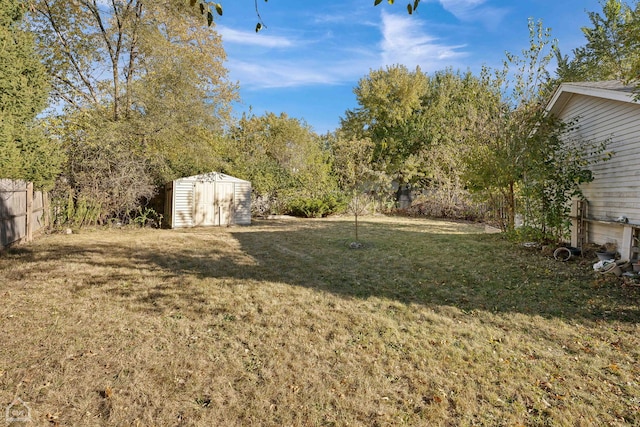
left=1, top=216, right=639, bottom=426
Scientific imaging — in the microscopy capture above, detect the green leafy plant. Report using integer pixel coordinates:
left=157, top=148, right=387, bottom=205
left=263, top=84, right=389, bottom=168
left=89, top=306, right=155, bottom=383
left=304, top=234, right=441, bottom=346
left=56, top=194, right=102, bottom=228
left=0, top=0, right=64, bottom=190
left=132, top=207, right=163, bottom=228
left=504, top=225, right=553, bottom=244
left=286, top=195, right=345, bottom=218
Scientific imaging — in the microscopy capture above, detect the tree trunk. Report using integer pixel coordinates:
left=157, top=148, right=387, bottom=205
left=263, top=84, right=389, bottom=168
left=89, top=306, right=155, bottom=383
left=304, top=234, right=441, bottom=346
left=505, top=181, right=516, bottom=231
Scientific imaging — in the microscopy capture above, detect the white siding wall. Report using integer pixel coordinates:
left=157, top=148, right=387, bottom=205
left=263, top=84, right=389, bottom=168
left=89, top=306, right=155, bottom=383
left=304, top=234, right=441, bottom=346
left=173, top=179, right=195, bottom=228
left=234, top=182, right=252, bottom=225
left=559, top=94, right=640, bottom=253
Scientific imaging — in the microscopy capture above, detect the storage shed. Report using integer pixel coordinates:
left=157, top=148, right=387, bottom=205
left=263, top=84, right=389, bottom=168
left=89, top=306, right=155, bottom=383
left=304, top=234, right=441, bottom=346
left=164, top=172, right=251, bottom=228
left=546, top=81, right=640, bottom=260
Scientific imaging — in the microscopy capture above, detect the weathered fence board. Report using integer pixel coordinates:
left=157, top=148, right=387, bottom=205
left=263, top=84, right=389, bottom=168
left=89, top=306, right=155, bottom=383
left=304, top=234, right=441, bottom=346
left=0, top=179, right=48, bottom=249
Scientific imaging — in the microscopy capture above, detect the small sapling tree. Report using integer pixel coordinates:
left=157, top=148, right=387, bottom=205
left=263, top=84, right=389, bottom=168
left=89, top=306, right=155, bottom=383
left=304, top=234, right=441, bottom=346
left=332, top=135, right=387, bottom=244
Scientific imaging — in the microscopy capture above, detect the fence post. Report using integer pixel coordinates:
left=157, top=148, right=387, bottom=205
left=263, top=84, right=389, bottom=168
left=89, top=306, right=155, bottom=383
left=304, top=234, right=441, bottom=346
left=43, top=191, right=50, bottom=228
left=25, top=182, right=33, bottom=243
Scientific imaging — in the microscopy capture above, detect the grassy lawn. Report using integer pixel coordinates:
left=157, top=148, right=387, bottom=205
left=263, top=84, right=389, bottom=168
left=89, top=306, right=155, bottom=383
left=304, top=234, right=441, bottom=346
left=1, top=216, right=639, bottom=426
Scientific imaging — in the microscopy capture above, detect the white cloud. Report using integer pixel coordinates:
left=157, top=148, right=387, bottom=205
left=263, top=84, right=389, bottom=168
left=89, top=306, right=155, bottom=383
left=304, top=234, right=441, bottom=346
left=379, top=11, right=467, bottom=70
left=437, top=0, right=509, bottom=29
left=313, top=13, right=349, bottom=25
left=438, top=0, right=486, bottom=17
left=227, top=57, right=363, bottom=89
left=223, top=8, right=476, bottom=90
left=217, top=26, right=295, bottom=48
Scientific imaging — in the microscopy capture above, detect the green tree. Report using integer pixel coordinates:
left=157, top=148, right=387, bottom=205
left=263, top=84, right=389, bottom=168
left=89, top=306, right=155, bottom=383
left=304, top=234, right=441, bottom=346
left=30, top=0, right=238, bottom=220
left=414, top=68, right=502, bottom=213
left=50, top=111, right=157, bottom=225
left=525, top=118, right=611, bottom=242
left=464, top=20, right=557, bottom=231
left=341, top=66, right=501, bottom=213
left=465, top=19, right=611, bottom=239
left=331, top=134, right=387, bottom=241
left=0, top=0, right=63, bottom=189
left=226, top=112, right=337, bottom=215
left=555, top=0, right=640, bottom=84
left=341, top=65, right=431, bottom=193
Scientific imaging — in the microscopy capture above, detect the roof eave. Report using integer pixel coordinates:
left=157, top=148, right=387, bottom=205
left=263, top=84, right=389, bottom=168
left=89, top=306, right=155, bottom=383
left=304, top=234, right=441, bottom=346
left=546, top=82, right=638, bottom=116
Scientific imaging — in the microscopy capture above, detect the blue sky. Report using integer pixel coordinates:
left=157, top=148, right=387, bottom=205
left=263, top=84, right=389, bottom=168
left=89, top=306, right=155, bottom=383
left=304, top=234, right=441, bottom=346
left=215, top=0, right=603, bottom=134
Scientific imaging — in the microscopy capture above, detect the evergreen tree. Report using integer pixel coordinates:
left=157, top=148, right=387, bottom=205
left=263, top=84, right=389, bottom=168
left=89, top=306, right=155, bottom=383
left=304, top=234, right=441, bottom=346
left=0, top=0, right=63, bottom=189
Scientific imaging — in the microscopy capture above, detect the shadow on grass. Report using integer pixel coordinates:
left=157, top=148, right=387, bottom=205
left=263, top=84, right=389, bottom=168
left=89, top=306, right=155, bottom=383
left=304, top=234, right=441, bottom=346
left=5, top=219, right=639, bottom=323
left=230, top=220, right=640, bottom=323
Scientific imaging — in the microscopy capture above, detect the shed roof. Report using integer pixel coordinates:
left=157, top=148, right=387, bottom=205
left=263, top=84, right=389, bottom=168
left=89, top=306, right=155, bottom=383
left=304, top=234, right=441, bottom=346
left=174, top=172, right=250, bottom=184
left=546, top=80, right=638, bottom=116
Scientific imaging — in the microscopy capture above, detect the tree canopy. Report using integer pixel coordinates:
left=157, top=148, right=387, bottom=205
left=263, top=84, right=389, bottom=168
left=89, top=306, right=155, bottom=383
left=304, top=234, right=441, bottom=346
left=0, top=0, right=617, bottom=233
left=555, top=0, right=640, bottom=86
left=340, top=65, right=502, bottom=211
left=337, top=18, right=611, bottom=239
left=29, top=0, right=238, bottom=223
left=0, top=0, right=63, bottom=189
left=226, top=112, right=338, bottom=216
left=464, top=20, right=611, bottom=239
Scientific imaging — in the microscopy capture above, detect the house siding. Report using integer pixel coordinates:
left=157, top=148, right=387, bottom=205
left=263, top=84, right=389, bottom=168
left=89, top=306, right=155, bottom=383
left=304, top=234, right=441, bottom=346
left=553, top=88, right=640, bottom=258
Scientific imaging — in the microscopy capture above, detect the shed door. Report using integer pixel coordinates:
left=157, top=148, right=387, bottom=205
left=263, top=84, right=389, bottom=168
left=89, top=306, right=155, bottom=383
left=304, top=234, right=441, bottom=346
left=193, top=182, right=216, bottom=226
left=215, top=182, right=235, bottom=226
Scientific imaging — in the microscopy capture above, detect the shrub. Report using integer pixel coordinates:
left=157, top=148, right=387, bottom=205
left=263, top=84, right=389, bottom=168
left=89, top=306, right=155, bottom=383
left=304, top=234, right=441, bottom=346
left=504, top=225, right=554, bottom=244
left=402, top=191, right=489, bottom=222
left=131, top=207, right=163, bottom=228
left=286, top=195, right=345, bottom=218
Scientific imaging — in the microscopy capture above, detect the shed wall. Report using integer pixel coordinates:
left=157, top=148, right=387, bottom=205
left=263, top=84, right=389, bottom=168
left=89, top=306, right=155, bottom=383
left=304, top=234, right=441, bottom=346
left=234, top=182, right=252, bottom=225
left=168, top=174, right=251, bottom=228
left=173, top=179, right=195, bottom=228
left=558, top=93, right=640, bottom=255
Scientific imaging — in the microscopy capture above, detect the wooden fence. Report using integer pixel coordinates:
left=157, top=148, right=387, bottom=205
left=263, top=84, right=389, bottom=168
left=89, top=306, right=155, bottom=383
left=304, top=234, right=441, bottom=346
left=0, top=179, right=49, bottom=249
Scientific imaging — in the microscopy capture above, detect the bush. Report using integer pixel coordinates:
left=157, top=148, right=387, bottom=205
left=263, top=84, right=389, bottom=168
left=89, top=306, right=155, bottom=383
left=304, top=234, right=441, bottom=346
left=285, top=195, right=345, bottom=218
left=504, top=225, right=554, bottom=244
left=402, top=191, right=488, bottom=222
left=131, top=207, right=163, bottom=228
